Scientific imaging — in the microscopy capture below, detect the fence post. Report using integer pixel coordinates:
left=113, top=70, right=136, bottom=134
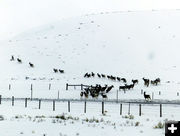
left=9, top=84, right=11, bottom=90
left=12, top=96, right=14, bottom=106
left=152, top=92, right=154, bottom=100
left=57, top=91, right=59, bottom=99
left=66, top=83, right=68, bottom=90
left=124, top=90, right=126, bottom=94
left=128, top=103, right=130, bottom=115
left=31, top=90, right=33, bottom=101
left=53, top=100, right=55, bottom=111
left=116, top=90, right=118, bottom=103
left=160, top=104, right=162, bottom=117
left=49, top=83, right=51, bottom=90
left=68, top=101, right=70, bottom=112
left=81, top=84, right=83, bottom=90
left=139, top=104, right=141, bottom=116
left=159, top=91, right=161, bottom=95
left=141, top=89, right=143, bottom=94
left=102, top=101, right=104, bottom=114
left=31, top=84, right=33, bottom=91
left=84, top=101, right=86, bottom=113
left=0, top=95, right=2, bottom=104
left=177, top=92, right=179, bottom=96
left=120, top=104, right=122, bottom=115
left=25, top=98, right=27, bottom=108
left=39, top=99, right=41, bottom=109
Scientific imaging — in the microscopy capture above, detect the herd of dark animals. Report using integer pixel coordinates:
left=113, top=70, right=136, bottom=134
left=10, top=55, right=65, bottom=73
left=53, top=68, right=64, bottom=73
left=10, top=55, right=34, bottom=67
left=9, top=56, right=159, bottom=101
left=80, top=84, right=114, bottom=99
left=83, top=72, right=161, bottom=101
left=142, top=77, right=160, bottom=87
left=84, top=72, right=127, bottom=83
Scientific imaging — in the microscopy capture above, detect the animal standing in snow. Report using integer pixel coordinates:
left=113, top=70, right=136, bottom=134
left=53, top=68, right=58, bottom=73
left=144, top=91, right=151, bottom=101
left=17, top=58, right=22, bottom=63
left=10, top=55, right=15, bottom=61
left=59, top=69, right=64, bottom=73
left=29, top=62, right=34, bottom=67
left=142, top=78, right=150, bottom=87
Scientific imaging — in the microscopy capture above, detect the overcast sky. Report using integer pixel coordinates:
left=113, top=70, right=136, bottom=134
left=0, top=0, right=180, bottom=40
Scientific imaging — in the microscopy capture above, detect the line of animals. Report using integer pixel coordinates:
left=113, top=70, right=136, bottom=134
left=84, top=72, right=127, bottom=83
left=53, top=68, right=64, bottom=73
left=142, top=77, right=161, bottom=87
left=119, top=80, right=138, bottom=91
left=80, top=84, right=114, bottom=99
left=10, top=55, right=34, bottom=67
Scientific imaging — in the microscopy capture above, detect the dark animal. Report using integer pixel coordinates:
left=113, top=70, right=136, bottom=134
left=116, top=77, right=121, bottom=81
left=91, top=72, right=95, bottom=77
left=119, top=86, right=127, bottom=91
left=144, top=92, right=151, bottom=101
left=10, top=55, right=14, bottom=61
left=121, top=78, right=127, bottom=83
left=132, top=79, right=138, bottom=84
left=53, top=68, right=58, bottom=73
left=107, top=75, right=111, bottom=79
left=17, top=58, right=22, bottom=63
left=97, top=73, right=101, bottom=78
left=101, top=93, right=107, bottom=98
left=84, top=73, right=89, bottom=77
left=80, top=92, right=84, bottom=97
left=125, top=84, right=134, bottom=90
left=106, top=85, right=114, bottom=93
left=151, top=78, right=161, bottom=85
left=29, top=62, right=34, bottom=67
left=101, top=74, right=106, bottom=78
left=142, top=78, right=150, bottom=87
left=59, top=69, right=64, bottom=73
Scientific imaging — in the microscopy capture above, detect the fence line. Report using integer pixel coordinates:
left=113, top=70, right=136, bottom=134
left=0, top=95, right=180, bottom=117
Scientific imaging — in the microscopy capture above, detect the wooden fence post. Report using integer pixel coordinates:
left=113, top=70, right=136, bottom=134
left=0, top=95, right=2, bottom=104
left=66, top=83, right=68, bottom=90
left=57, top=91, right=59, bottom=99
left=116, top=90, right=118, bottom=103
left=152, top=92, right=154, bottom=100
left=81, top=84, right=83, bottom=90
left=68, top=101, right=70, bottom=112
left=139, top=104, right=141, bottom=116
left=120, top=104, right=122, bottom=115
left=31, top=90, right=33, bottom=101
left=25, top=98, right=27, bottom=108
left=159, top=91, right=161, bottom=95
left=31, top=84, right=33, bottom=91
left=102, top=102, right=104, bottom=114
left=12, top=96, right=14, bottom=106
left=9, top=84, right=11, bottom=90
left=141, top=89, right=143, bottom=94
left=53, top=100, right=55, bottom=111
left=160, top=104, right=162, bottom=117
left=177, top=92, right=179, bottom=96
left=84, top=101, right=86, bottom=113
left=49, top=83, right=51, bottom=90
left=39, top=100, right=41, bottom=109
left=128, top=103, right=130, bottom=115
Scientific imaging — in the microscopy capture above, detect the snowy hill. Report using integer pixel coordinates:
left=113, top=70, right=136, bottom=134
left=1, top=10, right=180, bottom=99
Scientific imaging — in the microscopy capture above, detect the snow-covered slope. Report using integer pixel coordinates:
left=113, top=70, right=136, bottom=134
left=1, top=10, right=180, bottom=99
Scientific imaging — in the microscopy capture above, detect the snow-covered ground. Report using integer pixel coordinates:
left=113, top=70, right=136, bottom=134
left=1, top=10, right=180, bottom=135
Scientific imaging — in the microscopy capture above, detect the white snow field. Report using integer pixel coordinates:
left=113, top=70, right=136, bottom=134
left=1, top=10, right=180, bottom=136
